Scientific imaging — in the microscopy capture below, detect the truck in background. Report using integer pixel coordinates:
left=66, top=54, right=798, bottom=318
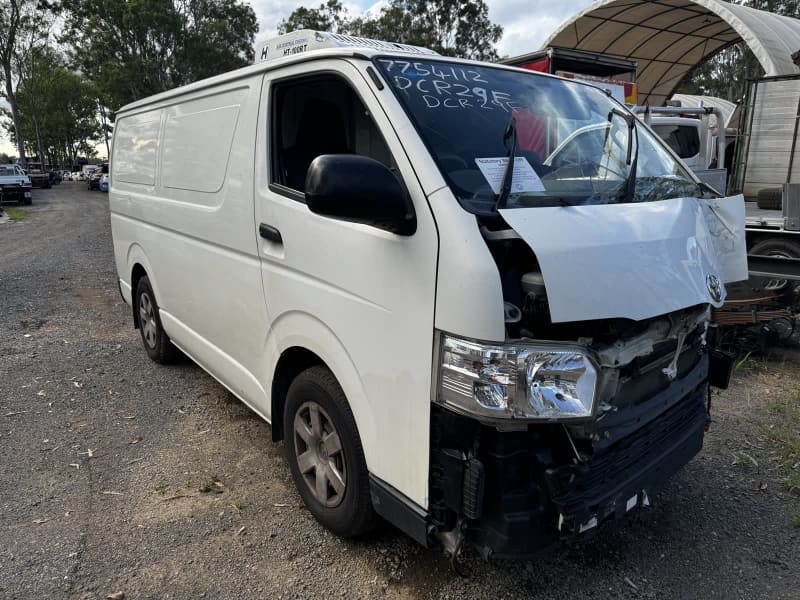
left=0, top=164, right=33, bottom=205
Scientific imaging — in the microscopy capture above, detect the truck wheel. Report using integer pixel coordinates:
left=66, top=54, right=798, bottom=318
left=284, top=366, right=377, bottom=538
left=134, top=275, right=179, bottom=363
left=751, top=238, right=800, bottom=260
left=750, top=238, right=800, bottom=291
left=756, top=187, right=782, bottom=210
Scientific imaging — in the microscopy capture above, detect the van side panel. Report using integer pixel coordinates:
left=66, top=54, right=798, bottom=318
left=110, top=77, right=271, bottom=411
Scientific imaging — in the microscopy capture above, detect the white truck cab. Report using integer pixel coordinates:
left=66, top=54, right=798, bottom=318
left=0, top=164, right=33, bottom=205
left=110, top=30, right=747, bottom=559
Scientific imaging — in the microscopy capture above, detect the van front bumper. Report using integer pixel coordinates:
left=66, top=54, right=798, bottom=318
left=428, top=351, right=709, bottom=559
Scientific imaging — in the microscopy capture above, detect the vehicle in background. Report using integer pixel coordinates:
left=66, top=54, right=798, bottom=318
left=99, top=174, right=109, bottom=192
left=649, top=117, right=711, bottom=172
left=0, top=164, right=33, bottom=205
left=88, top=163, right=109, bottom=190
left=23, top=162, right=51, bottom=189
left=88, top=172, right=101, bottom=190
left=733, top=74, right=800, bottom=211
left=71, top=171, right=81, bottom=181
left=49, top=170, right=62, bottom=185
left=502, top=46, right=638, bottom=104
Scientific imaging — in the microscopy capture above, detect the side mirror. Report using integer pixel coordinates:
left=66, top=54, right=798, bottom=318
left=305, top=155, right=416, bottom=236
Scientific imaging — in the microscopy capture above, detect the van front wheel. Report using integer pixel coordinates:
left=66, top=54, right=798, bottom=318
left=284, top=366, right=377, bottom=537
left=134, top=275, right=178, bottom=364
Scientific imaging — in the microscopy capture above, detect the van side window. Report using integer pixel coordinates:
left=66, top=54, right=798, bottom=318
left=271, top=75, right=395, bottom=193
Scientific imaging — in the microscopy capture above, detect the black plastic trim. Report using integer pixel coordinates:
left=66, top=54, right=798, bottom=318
left=369, top=475, right=430, bottom=547
left=258, top=222, right=283, bottom=243
left=366, top=66, right=384, bottom=90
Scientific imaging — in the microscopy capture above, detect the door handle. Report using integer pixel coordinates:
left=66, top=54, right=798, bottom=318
left=259, top=223, right=283, bottom=244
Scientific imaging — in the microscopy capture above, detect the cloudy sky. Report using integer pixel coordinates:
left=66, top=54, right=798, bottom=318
left=1, top=0, right=594, bottom=157
left=249, top=0, right=595, bottom=57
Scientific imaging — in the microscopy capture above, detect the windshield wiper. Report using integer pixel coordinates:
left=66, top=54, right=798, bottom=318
left=608, top=108, right=639, bottom=203
left=697, top=180, right=722, bottom=198
left=494, top=114, right=517, bottom=212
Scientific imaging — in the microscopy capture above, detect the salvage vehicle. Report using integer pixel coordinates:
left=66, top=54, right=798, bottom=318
left=110, top=30, right=747, bottom=559
left=0, top=164, right=32, bottom=205
left=23, top=162, right=51, bottom=189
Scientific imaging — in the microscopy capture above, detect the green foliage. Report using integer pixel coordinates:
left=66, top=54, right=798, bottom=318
left=2, top=46, right=101, bottom=166
left=760, top=390, right=800, bottom=494
left=279, top=0, right=503, bottom=61
left=278, top=0, right=347, bottom=34
left=0, top=153, right=12, bottom=164
left=60, top=0, right=258, bottom=110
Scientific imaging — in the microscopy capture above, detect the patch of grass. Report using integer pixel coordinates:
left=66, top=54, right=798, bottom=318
left=199, top=476, right=224, bottom=495
left=793, top=514, right=800, bottom=528
left=5, top=207, right=27, bottom=221
left=732, top=450, right=759, bottom=469
left=759, top=391, right=800, bottom=494
left=154, top=481, right=169, bottom=495
left=734, top=351, right=770, bottom=376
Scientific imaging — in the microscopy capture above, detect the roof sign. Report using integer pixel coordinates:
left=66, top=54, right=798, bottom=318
left=255, top=30, right=439, bottom=64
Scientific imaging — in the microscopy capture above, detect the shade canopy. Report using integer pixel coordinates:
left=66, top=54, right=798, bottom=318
left=544, top=0, right=800, bottom=105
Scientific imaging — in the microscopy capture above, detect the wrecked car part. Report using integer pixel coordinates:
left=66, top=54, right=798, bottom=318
left=498, top=195, right=747, bottom=323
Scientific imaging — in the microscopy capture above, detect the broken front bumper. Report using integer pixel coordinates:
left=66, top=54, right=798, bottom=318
left=429, top=351, right=709, bottom=559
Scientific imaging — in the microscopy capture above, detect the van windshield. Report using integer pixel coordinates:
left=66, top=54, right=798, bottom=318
left=374, top=58, right=700, bottom=215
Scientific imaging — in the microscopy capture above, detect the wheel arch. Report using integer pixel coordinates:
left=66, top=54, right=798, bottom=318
left=265, top=313, right=377, bottom=472
left=125, top=244, right=162, bottom=330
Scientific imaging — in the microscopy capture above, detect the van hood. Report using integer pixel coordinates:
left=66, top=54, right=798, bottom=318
left=499, top=195, right=747, bottom=323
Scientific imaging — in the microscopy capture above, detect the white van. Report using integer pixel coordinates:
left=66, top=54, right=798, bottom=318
left=110, top=30, right=747, bottom=559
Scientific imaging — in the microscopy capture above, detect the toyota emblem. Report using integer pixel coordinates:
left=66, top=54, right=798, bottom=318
left=706, top=274, right=723, bottom=302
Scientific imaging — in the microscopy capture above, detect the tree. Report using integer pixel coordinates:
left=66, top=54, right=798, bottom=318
left=3, top=48, right=102, bottom=167
left=278, top=0, right=348, bottom=34
left=0, top=152, right=12, bottom=164
left=60, top=0, right=258, bottom=110
left=0, top=0, right=55, bottom=164
left=280, top=0, right=503, bottom=61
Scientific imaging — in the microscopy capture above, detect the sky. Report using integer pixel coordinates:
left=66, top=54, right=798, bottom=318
left=0, top=0, right=595, bottom=158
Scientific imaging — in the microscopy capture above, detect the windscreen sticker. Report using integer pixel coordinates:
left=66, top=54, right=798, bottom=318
left=475, top=157, right=546, bottom=195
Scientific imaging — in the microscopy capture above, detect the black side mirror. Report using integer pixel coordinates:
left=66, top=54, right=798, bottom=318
left=305, top=155, right=416, bottom=236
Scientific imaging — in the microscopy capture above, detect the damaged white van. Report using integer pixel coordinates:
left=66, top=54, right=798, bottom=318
left=110, top=30, right=747, bottom=559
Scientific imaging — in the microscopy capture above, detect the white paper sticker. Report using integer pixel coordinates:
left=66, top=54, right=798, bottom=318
left=475, top=157, right=545, bottom=195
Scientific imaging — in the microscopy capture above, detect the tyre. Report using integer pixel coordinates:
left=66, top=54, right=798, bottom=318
left=750, top=238, right=800, bottom=291
left=134, top=275, right=179, bottom=363
left=750, top=238, right=800, bottom=259
left=756, top=187, right=782, bottom=210
left=284, top=366, right=377, bottom=538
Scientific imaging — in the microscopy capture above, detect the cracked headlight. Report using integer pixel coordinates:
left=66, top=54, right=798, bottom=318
left=437, top=334, right=598, bottom=421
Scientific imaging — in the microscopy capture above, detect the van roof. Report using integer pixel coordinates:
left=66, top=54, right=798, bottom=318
left=117, top=30, right=439, bottom=114
left=255, top=30, right=438, bottom=64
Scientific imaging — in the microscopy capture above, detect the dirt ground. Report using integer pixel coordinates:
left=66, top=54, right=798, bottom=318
left=1, top=185, right=799, bottom=599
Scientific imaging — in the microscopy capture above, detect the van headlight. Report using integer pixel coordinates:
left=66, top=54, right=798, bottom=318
left=437, top=334, right=598, bottom=421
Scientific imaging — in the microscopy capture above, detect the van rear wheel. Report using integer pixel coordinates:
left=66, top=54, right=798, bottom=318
left=134, top=275, right=179, bottom=363
left=284, top=366, right=377, bottom=538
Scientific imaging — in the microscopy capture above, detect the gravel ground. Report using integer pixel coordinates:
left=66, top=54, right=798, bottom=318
left=1, top=185, right=799, bottom=600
